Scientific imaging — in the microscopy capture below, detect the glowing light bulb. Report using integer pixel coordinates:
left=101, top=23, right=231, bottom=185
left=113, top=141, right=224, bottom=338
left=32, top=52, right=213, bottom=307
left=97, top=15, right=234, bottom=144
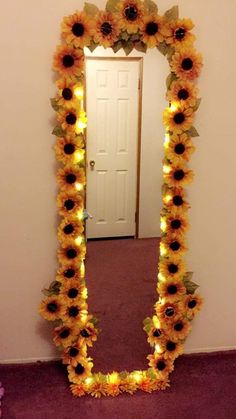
left=169, top=102, right=178, bottom=112
left=77, top=210, right=84, bottom=221
left=75, top=182, right=83, bottom=192
left=81, top=287, right=88, bottom=299
left=80, top=312, right=88, bottom=323
left=155, top=344, right=163, bottom=354
left=164, top=133, right=170, bottom=148
left=132, top=371, right=142, bottom=383
left=109, top=372, right=119, bottom=384
left=85, top=377, right=93, bottom=386
left=80, top=261, right=85, bottom=277
left=163, top=165, right=171, bottom=174
left=164, top=194, right=172, bottom=204
left=74, top=86, right=84, bottom=100
left=158, top=272, right=166, bottom=282
left=75, top=120, right=87, bottom=134
left=74, top=150, right=84, bottom=163
left=75, top=235, right=83, bottom=246
left=160, top=243, right=167, bottom=256
left=153, top=315, right=160, bottom=328
left=160, top=217, right=167, bottom=232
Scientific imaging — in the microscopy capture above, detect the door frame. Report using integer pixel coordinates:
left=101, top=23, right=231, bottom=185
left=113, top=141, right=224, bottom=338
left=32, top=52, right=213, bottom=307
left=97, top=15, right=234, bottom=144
left=84, top=56, right=143, bottom=239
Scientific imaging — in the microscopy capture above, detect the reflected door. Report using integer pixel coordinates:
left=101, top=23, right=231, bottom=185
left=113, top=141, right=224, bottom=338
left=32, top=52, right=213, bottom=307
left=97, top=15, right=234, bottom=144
left=86, top=58, right=140, bottom=239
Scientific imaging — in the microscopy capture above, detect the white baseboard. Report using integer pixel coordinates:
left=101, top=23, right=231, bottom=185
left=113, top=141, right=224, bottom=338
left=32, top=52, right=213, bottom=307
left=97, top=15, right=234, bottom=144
left=1, top=346, right=236, bottom=364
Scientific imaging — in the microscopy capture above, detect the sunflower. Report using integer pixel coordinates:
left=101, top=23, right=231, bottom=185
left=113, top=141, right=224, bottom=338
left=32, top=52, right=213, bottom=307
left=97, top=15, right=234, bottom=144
left=78, top=319, right=98, bottom=347
left=57, top=218, right=84, bottom=245
left=117, top=0, right=144, bottom=34
left=159, top=257, right=186, bottom=281
left=93, top=11, right=121, bottom=48
left=140, top=14, right=171, bottom=48
left=55, top=136, right=84, bottom=165
left=160, top=339, right=184, bottom=360
left=53, top=45, right=84, bottom=78
left=56, top=165, right=86, bottom=193
left=61, top=300, right=88, bottom=325
left=147, top=324, right=166, bottom=347
left=56, top=264, right=82, bottom=283
left=57, top=190, right=84, bottom=218
left=53, top=325, right=78, bottom=348
left=163, top=104, right=193, bottom=134
left=106, top=373, right=121, bottom=397
left=162, top=186, right=190, bottom=213
left=38, top=295, right=64, bottom=321
left=164, top=163, right=194, bottom=188
left=62, top=342, right=87, bottom=367
left=167, top=80, right=198, bottom=108
left=184, top=294, right=203, bottom=320
left=68, top=358, right=93, bottom=383
left=57, top=243, right=86, bottom=266
left=165, top=213, right=189, bottom=237
left=160, top=235, right=188, bottom=259
left=165, top=317, right=192, bottom=341
left=70, top=383, right=86, bottom=397
left=61, top=11, right=94, bottom=48
left=57, top=108, right=80, bottom=133
left=147, top=354, right=174, bottom=379
left=157, top=278, right=186, bottom=303
left=59, top=278, right=84, bottom=302
left=171, top=47, right=203, bottom=81
left=134, top=371, right=158, bottom=393
left=86, top=373, right=108, bottom=398
left=167, top=18, right=196, bottom=47
left=165, top=133, right=195, bottom=165
left=119, top=376, right=137, bottom=394
left=155, top=300, right=184, bottom=323
left=55, top=78, right=78, bottom=108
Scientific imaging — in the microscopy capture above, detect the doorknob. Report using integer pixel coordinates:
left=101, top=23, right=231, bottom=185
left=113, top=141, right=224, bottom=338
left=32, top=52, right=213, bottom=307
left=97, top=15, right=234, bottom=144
left=89, top=160, right=95, bottom=169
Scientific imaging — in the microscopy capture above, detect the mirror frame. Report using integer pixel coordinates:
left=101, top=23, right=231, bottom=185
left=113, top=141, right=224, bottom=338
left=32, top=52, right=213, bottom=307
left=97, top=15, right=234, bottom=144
left=39, top=0, right=203, bottom=397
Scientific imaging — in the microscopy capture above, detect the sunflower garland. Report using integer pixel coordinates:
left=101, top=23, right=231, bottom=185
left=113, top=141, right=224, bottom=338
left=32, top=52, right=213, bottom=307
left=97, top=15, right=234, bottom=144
left=39, top=0, right=203, bottom=397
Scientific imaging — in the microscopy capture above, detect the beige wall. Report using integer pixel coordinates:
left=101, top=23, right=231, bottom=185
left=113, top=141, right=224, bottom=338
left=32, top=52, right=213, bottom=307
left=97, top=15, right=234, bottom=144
left=0, top=0, right=236, bottom=362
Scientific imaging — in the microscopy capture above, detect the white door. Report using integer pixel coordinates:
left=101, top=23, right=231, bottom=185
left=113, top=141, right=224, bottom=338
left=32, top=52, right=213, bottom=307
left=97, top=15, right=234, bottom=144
left=86, top=58, right=140, bottom=239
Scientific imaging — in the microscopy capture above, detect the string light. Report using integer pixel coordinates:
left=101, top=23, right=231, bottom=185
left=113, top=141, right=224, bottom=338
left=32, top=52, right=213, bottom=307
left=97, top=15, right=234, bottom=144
left=77, top=210, right=84, bottom=221
left=158, top=272, right=166, bottom=282
left=74, top=235, right=83, bottom=246
left=74, top=150, right=85, bottom=163
left=132, top=371, right=142, bottom=383
left=163, top=194, right=172, bottom=204
left=74, top=86, right=84, bottom=100
left=75, top=182, right=83, bottom=192
left=163, top=165, right=171, bottom=174
left=160, top=217, right=167, bottom=232
left=109, top=372, right=119, bottom=384
left=160, top=242, right=167, bottom=256
left=155, top=344, right=163, bottom=354
left=169, top=102, right=178, bottom=112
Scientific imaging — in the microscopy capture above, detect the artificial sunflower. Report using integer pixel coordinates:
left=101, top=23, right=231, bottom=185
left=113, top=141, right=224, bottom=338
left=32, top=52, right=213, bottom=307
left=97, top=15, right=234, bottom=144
left=53, top=325, right=78, bottom=348
left=86, top=373, right=108, bottom=398
left=147, top=354, right=174, bottom=379
left=165, top=213, right=189, bottom=237
left=147, top=325, right=165, bottom=347
left=165, top=133, right=195, bottom=165
left=78, top=318, right=99, bottom=347
left=68, top=358, right=93, bottom=383
left=70, top=383, right=86, bottom=397
left=57, top=243, right=86, bottom=266
left=166, top=317, right=192, bottom=341
left=184, top=294, right=203, bottom=320
left=55, top=136, right=84, bottom=165
left=155, top=300, right=184, bottom=323
left=167, top=18, right=195, bottom=47
left=140, top=14, right=171, bottom=48
left=159, top=257, right=186, bottom=281
left=61, top=11, right=94, bottom=48
left=55, top=78, right=78, bottom=108
left=57, top=218, right=84, bottom=245
left=61, top=300, right=88, bottom=325
left=57, top=108, right=80, bottom=133
left=160, top=235, right=188, bottom=259
left=162, top=186, right=190, bottom=213
left=106, top=373, right=121, bottom=397
left=166, top=80, right=198, bottom=108
left=163, top=163, right=194, bottom=188
left=62, top=342, right=87, bottom=367
left=160, top=339, right=184, bottom=360
left=93, top=11, right=121, bottom=48
left=171, top=47, right=203, bottom=81
left=157, top=278, right=186, bottom=303
left=163, top=104, right=193, bottom=134
left=56, top=165, right=86, bottom=192
left=134, top=371, right=158, bottom=393
left=38, top=295, right=64, bottom=321
left=59, top=278, right=84, bottom=302
left=56, top=263, right=82, bottom=283
left=117, top=0, right=144, bottom=34
left=53, top=45, right=84, bottom=78
left=119, top=376, right=137, bottom=394
left=57, top=190, right=84, bottom=218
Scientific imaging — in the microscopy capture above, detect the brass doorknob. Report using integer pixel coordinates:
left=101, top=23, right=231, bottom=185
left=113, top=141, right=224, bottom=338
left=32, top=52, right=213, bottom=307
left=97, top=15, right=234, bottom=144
left=89, top=160, right=95, bottom=169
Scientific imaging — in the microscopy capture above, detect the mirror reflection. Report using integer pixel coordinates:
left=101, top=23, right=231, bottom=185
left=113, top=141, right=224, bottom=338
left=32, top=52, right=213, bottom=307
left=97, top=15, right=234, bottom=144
left=84, top=47, right=167, bottom=372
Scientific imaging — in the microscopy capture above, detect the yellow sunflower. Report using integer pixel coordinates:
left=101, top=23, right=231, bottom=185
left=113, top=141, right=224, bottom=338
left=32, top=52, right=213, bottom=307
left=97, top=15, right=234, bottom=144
left=147, top=321, right=166, bottom=347
left=93, top=11, right=121, bottom=48
left=61, top=11, right=94, bottom=48
left=70, top=383, right=86, bottom=397
left=184, top=294, right=203, bottom=320
left=56, top=264, right=82, bottom=283
left=162, top=186, right=190, bottom=213
left=167, top=18, right=195, bottom=47
left=160, top=235, right=188, bottom=259
left=61, top=300, right=88, bottom=325
left=159, top=257, right=186, bottom=281
left=140, top=14, right=171, bottom=48
left=57, top=243, right=86, bottom=266
left=38, top=295, right=64, bottom=321
left=161, top=339, right=184, bottom=360
left=57, top=190, right=84, bottom=218
left=57, top=108, right=80, bottom=133
left=147, top=354, right=174, bottom=379
left=155, top=300, right=184, bottom=324
left=53, top=325, right=78, bottom=348
left=165, top=133, right=195, bottom=165
left=167, top=80, right=198, bottom=108
left=164, top=163, right=194, bottom=188
left=55, top=78, right=78, bottom=108
left=165, top=213, right=189, bottom=237
left=134, top=371, right=158, bottom=393
left=119, top=376, right=137, bottom=394
left=117, top=0, right=144, bottom=34
left=165, top=317, right=192, bottom=341
left=171, top=47, right=203, bottom=81
left=62, top=342, right=87, bottom=367
left=54, top=136, right=84, bottom=165
left=68, top=358, right=93, bottom=383
left=53, top=45, right=84, bottom=78
left=86, top=374, right=108, bottom=398
left=56, top=165, right=86, bottom=193
left=157, top=278, right=186, bottom=303
left=163, top=104, right=193, bottom=134
left=78, top=319, right=99, bottom=347
left=106, top=373, right=121, bottom=397
left=59, top=278, right=84, bottom=301
left=57, top=218, right=84, bottom=245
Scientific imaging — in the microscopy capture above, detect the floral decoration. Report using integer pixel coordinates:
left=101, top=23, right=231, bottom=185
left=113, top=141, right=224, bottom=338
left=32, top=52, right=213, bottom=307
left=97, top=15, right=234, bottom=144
left=39, top=0, right=203, bottom=397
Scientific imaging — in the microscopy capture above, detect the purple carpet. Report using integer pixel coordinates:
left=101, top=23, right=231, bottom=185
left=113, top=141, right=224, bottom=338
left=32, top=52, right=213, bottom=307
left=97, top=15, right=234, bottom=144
left=1, top=351, right=236, bottom=418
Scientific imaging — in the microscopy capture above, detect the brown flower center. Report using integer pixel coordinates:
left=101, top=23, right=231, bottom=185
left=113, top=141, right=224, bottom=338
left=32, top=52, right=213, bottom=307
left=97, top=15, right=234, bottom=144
left=101, top=21, right=113, bottom=36
left=171, top=219, right=181, bottom=229
left=68, top=306, right=79, bottom=317
left=64, top=143, right=75, bottom=155
left=59, top=328, right=70, bottom=339
left=165, top=307, right=175, bottom=317
left=174, top=169, right=185, bottom=181
left=66, top=248, right=77, bottom=259
left=168, top=263, right=178, bottom=274
left=174, top=143, right=185, bottom=155
left=153, top=329, right=162, bottom=338
left=62, top=88, right=73, bottom=100
left=173, top=112, right=185, bottom=124
left=47, top=302, right=58, bottom=313
left=124, top=5, right=138, bottom=21
left=69, top=347, right=79, bottom=357
left=146, top=22, right=158, bottom=36
left=62, top=55, right=74, bottom=68
left=178, top=88, right=189, bottom=100
left=167, top=284, right=178, bottom=295
left=65, top=174, right=76, bottom=184
left=64, top=199, right=75, bottom=211
left=80, top=329, right=90, bottom=338
left=175, top=27, right=186, bottom=40
left=188, top=299, right=197, bottom=309
left=64, top=268, right=76, bottom=278
left=75, top=363, right=85, bottom=375
left=182, top=58, right=193, bottom=71
left=156, top=360, right=166, bottom=371
left=174, top=322, right=184, bottom=331
left=68, top=288, right=79, bottom=299
left=63, top=224, right=74, bottom=235
left=166, top=341, right=176, bottom=351
left=66, top=113, right=77, bottom=125
left=169, top=241, right=180, bottom=251
left=72, top=22, right=85, bottom=37
left=173, top=195, right=183, bottom=206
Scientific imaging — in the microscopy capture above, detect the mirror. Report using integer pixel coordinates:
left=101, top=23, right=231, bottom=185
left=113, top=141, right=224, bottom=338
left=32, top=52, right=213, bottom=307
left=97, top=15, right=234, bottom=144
left=39, top=0, right=203, bottom=398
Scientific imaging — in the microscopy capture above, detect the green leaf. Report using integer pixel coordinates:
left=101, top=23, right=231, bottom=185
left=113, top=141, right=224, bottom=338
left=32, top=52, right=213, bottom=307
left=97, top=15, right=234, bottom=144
left=143, top=317, right=151, bottom=327
left=112, top=40, right=123, bottom=53
left=130, top=33, right=140, bottom=42
left=52, top=125, right=65, bottom=137
left=50, top=98, right=60, bottom=111
left=147, top=368, right=157, bottom=380
left=192, top=98, right=202, bottom=112
left=135, top=41, right=147, bottom=53
left=166, top=72, right=177, bottom=90
left=123, top=41, right=134, bottom=56
left=143, top=0, right=158, bottom=13
left=121, top=31, right=130, bottom=41
left=156, top=42, right=169, bottom=56
left=84, top=2, right=99, bottom=15
left=164, top=5, right=179, bottom=22
left=186, top=126, right=200, bottom=137
left=183, top=272, right=199, bottom=294
left=119, top=371, right=128, bottom=379
left=87, top=41, right=98, bottom=52
left=184, top=272, right=194, bottom=282
left=105, top=0, right=120, bottom=12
